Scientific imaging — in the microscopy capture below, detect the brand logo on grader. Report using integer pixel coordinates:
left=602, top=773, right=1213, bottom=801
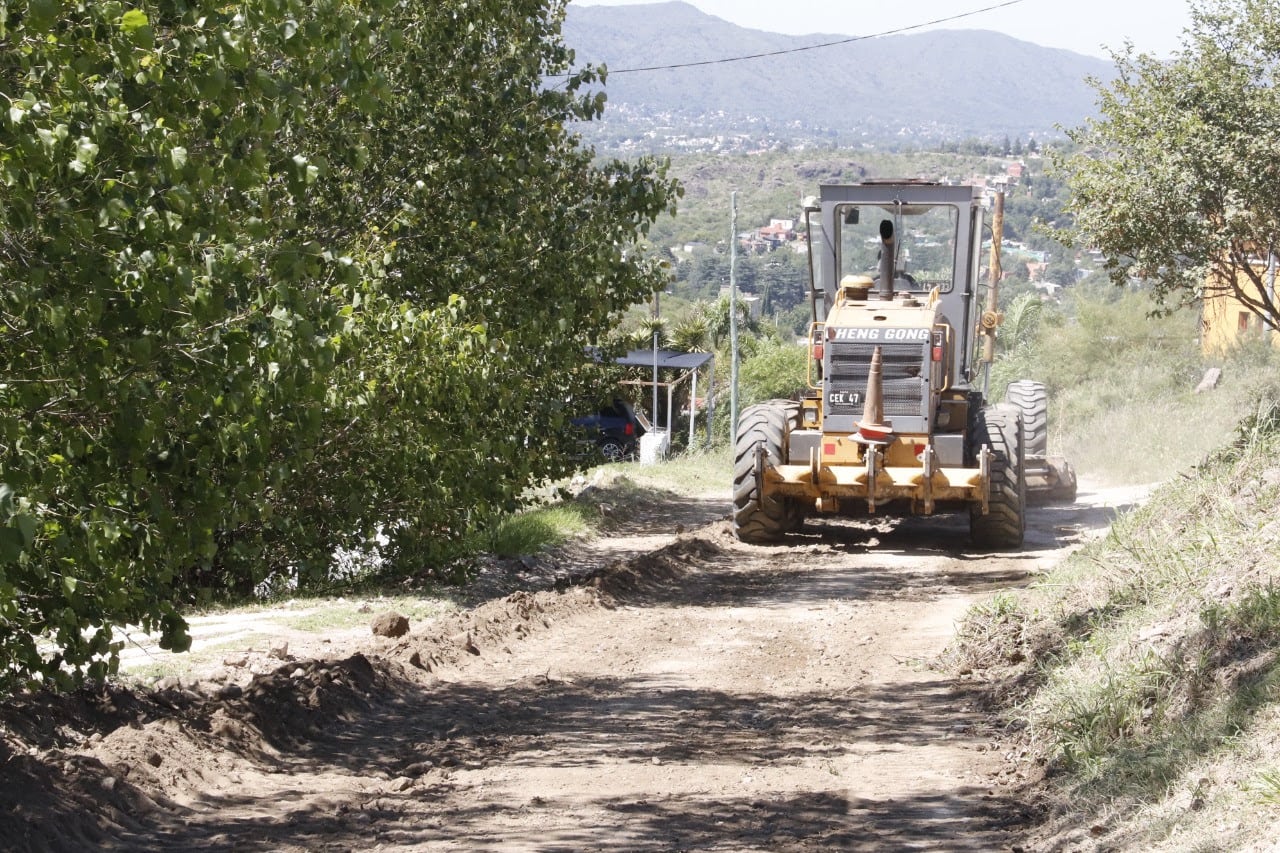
left=831, top=327, right=931, bottom=342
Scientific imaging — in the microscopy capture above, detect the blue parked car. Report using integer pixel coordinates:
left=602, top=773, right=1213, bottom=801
left=572, top=399, right=646, bottom=462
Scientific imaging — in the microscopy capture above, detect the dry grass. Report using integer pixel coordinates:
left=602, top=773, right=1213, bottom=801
left=952, top=395, right=1280, bottom=849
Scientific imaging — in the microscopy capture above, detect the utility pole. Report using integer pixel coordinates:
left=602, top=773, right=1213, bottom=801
left=652, top=288, right=660, bottom=434
left=729, top=191, right=740, bottom=439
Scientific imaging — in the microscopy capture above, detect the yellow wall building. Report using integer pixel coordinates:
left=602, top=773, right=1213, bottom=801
left=1201, top=257, right=1280, bottom=355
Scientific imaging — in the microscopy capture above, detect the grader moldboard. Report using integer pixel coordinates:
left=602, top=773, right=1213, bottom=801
left=732, top=180, right=1076, bottom=547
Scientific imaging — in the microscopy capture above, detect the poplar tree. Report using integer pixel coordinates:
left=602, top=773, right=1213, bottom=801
left=1057, top=0, right=1280, bottom=326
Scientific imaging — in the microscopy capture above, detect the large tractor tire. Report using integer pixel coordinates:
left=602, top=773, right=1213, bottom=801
left=1004, top=380, right=1048, bottom=459
left=733, top=401, right=803, bottom=543
left=969, top=404, right=1026, bottom=549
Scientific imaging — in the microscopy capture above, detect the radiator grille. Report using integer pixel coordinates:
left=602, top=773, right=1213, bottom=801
left=827, top=340, right=929, bottom=419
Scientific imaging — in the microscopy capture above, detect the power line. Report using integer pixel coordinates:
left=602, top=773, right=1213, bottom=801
left=573, top=0, right=1029, bottom=75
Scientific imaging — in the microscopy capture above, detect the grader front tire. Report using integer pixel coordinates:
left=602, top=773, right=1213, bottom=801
left=732, top=401, right=800, bottom=543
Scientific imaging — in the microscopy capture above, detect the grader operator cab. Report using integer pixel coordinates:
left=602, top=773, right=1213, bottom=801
left=732, top=181, right=1075, bottom=547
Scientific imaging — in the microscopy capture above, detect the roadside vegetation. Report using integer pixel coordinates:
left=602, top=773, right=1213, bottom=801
left=990, top=280, right=1277, bottom=484
left=947, top=2, right=1280, bottom=838
left=952, top=384, right=1280, bottom=849
left=951, top=171, right=1280, bottom=853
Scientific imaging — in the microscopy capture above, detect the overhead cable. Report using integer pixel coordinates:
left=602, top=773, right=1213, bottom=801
left=570, top=0, right=1029, bottom=75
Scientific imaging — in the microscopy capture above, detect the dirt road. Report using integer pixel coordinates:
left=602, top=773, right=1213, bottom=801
left=0, top=485, right=1139, bottom=851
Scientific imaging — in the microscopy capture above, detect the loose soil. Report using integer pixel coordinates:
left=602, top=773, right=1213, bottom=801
left=0, top=481, right=1144, bottom=852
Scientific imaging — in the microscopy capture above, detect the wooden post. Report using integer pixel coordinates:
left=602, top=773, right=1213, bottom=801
left=983, top=191, right=1005, bottom=366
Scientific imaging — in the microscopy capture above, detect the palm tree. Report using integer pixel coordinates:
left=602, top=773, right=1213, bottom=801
left=671, top=314, right=712, bottom=353
left=628, top=316, right=669, bottom=351
left=705, top=295, right=760, bottom=349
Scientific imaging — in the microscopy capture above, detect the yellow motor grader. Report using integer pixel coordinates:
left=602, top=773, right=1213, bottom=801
left=732, top=180, right=1075, bottom=547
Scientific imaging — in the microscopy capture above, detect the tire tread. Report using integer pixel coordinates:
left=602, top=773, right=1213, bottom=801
left=732, top=401, right=801, bottom=543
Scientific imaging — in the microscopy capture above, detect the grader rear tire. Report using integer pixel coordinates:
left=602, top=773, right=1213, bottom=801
left=969, top=404, right=1026, bottom=549
left=733, top=401, right=801, bottom=543
left=1004, top=380, right=1048, bottom=459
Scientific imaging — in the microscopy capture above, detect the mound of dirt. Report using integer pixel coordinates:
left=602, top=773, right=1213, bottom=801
left=0, top=539, right=708, bottom=851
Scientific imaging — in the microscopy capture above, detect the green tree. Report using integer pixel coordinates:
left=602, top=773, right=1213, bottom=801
left=1055, top=0, right=1280, bottom=326
left=1044, top=255, right=1080, bottom=287
left=754, top=252, right=808, bottom=315
left=991, top=292, right=1045, bottom=395
left=670, top=314, right=712, bottom=353
left=0, top=0, right=678, bottom=688
left=738, top=337, right=809, bottom=406
left=627, top=316, right=671, bottom=351
left=706, top=295, right=760, bottom=351
left=1, top=0, right=377, bottom=683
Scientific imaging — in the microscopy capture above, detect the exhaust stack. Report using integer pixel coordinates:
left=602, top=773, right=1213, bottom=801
left=878, top=219, right=896, bottom=301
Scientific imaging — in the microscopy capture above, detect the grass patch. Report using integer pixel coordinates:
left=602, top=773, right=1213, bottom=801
left=616, top=444, right=730, bottom=496
left=991, top=284, right=1280, bottom=485
left=1248, top=768, right=1280, bottom=806
left=281, top=596, right=457, bottom=632
left=476, top=504, right=594, bottom=557
left=1054, top=358, right=1277, bottom=486
left=472, top=449, right=728, bottom=557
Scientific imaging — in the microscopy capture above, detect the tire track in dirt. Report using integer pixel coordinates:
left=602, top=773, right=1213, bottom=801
left=396, top=518, right=1041, bottom=852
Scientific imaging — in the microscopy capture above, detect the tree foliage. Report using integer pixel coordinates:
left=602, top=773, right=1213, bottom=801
left=737, top=336, right=808, bottom=406
left=0, top=0, right=678, bottom=688
left=1055, top=0, right=1280, bottom=326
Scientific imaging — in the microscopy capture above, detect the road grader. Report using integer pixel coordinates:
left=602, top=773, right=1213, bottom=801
left=732, top=180, right=1075, bottom=547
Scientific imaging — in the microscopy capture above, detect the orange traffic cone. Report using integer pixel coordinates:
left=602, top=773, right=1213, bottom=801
left=857, top=346, right=894, bottom=442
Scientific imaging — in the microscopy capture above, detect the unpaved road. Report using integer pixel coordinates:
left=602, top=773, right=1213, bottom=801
left=0, top=483, right=1142, bottom=852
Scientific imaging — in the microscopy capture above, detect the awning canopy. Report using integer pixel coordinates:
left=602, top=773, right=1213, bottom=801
left=614, top=348, right=714, bottom=371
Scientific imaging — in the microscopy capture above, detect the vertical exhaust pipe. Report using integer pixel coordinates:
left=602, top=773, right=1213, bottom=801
left=879, top=219, right=896, bottom=301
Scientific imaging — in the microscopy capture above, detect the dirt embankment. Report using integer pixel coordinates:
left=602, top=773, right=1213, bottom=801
left=0, top=484, right=1137, bottom=852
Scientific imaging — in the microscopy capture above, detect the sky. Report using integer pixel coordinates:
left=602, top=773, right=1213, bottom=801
left=570, top=0, right=1196, bottom=60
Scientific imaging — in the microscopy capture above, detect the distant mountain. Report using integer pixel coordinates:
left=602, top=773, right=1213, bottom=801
left=562, top=1, right=1114, bottom=148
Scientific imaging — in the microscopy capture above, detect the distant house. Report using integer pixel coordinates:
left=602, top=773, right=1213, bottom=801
left=1007, top=162, right=1026, bottom=182
left=740, top=218, right=799, bottom=254
left=1201, top=252, right=1280, bottom=354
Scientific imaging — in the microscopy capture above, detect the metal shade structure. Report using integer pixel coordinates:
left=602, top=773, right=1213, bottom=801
left=614, top=348, right=716, bottom=450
